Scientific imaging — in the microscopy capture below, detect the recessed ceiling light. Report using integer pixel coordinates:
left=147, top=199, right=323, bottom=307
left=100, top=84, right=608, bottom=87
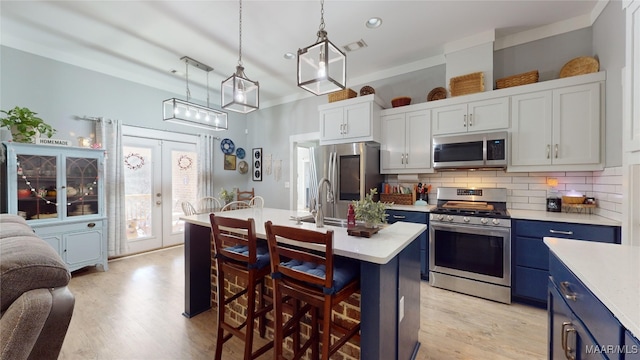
left=366, top=17, right=382, bottom=29
left=283, top=52, right=295, bottom=60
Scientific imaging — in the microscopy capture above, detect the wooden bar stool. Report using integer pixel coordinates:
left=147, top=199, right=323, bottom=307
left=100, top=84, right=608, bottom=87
left=209, top=214, right=273, bottom=360
left=264, top=221, right=361, bottom=360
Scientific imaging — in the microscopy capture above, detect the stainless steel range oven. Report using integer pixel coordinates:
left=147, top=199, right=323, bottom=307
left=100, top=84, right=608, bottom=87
left=429, top=187, right=511, bottom=304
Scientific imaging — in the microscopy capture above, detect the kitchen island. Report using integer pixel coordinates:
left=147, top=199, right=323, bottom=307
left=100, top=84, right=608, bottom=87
left=181, top=207, right=427, bottom=360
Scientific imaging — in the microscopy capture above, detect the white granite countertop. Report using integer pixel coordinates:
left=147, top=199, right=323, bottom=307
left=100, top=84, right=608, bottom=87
left=510, top=209, right=621, bottom=226
left=181, top=208, right=426, bottom=265
left=544, top=237, right=640, bottom=338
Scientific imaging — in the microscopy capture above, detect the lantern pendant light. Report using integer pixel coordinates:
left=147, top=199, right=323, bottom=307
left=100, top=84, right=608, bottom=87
left=297, top=0, right=346, bottom=96
left=222, top=0, right=259, bottom=113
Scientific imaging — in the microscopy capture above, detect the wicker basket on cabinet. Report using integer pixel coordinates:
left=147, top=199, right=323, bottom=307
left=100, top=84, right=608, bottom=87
left=327, top=88, right=357, bottom=103
left=495, top=70, right=539, bottom=89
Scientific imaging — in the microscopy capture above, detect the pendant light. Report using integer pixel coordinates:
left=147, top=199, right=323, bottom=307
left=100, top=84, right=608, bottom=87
left=297, top=0, right=346, bottom=95
left=222, top=0, right=259, bottom=114
left=163, top=56, right=228, bottom=131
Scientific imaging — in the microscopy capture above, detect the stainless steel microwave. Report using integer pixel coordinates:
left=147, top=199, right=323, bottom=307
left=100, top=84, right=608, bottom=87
left=432, top=131, right=508, bottom=170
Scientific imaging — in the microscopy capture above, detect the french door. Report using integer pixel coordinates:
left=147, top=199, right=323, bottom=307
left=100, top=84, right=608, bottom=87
left=123, top=135, right=198, bottom=254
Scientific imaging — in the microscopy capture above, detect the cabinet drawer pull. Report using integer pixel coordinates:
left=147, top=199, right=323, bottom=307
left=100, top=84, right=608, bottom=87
left=561, top=321, right=571, bottom=351
left=392, top=215, right=406, bottom=219
left=560, top=281, right=578, bottom=301
left=87, top=223, right=96, bottom=228
left=549, top=229, right=573, bottom=235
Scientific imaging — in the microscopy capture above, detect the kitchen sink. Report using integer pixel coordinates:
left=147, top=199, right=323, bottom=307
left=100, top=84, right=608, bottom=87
left=297, top=216, right=349, bottom=228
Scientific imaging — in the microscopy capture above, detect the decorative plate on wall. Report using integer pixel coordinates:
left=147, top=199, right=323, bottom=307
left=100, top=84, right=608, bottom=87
left=236, top=147, right=246, bottom=159
left=238, top=160, right=248, bottom=174
left=220, top=138, right=235, bottom=154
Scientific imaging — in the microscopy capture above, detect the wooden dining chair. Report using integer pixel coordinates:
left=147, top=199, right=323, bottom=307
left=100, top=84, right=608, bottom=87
left=209, top=214, right=273, bottom=360
left=181, top=201, right=197, bottom=215
left=236, top=188, right=255, bottom=202
left=196, top=196, right=222, bottom=214
left=264, top=221, right=361, bottom=360
left=221, top=200, right=251, bottom=212
left=248, top=196, right=264, bottom=208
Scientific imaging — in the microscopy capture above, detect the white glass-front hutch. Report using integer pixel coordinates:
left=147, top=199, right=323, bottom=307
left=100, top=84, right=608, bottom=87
left=2, top=142, right=108, bottom=271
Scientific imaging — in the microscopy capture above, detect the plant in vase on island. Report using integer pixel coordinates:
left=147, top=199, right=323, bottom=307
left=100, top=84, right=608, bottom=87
left=219, top=187, right=236, bottom=204
left=351, top=188, right=393, bottom=228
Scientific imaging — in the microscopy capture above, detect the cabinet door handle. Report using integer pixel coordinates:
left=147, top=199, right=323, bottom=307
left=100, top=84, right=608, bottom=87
left=87, top=223, right=96, bottom=228
left=405, top=153, right=409, bottom=164
left=463, top=114, right=467, bottom=127
left=469, top=113, right=473, bottom=126
left=560, top=281, right=578, bottom=301
left=392, top=215, right=406, bottom=219
left=550, top=229, right=573, bottom=235
left=401, top=153, right=404, bottom=164
left=555, top=144, right=559, bottom=158
left=546, top=145, right=551, bottom=159
left=564, top=326, right=577, bottom=360
left=343, top=123, right=348, bottom=134
left=561, top=322, right=571, bottom=351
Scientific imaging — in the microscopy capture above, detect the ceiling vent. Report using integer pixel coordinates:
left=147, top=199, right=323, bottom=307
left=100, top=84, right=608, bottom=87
left=343, top=39, right=368, bottom=52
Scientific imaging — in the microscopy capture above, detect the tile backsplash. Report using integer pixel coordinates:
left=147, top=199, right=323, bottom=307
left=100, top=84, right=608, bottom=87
left=385, top=167, right=623, bottom=221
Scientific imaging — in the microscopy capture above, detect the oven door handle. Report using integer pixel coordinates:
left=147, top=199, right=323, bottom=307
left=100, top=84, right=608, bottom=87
left=431, top=222, right=510, bottom=236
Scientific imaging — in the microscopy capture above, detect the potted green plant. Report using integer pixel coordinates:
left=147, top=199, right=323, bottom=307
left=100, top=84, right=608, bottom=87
left=0, top=106, right=56, bottom=143
left=219, top=187, right=236, bottom=204
left=351, top=188, right=393, bottom=228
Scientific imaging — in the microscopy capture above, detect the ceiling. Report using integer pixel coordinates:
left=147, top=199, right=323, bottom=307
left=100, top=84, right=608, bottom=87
left=0, top=0, right=602, bottom=109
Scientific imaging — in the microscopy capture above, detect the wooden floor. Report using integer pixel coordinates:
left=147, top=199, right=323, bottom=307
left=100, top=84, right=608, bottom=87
left=59, top=245, right=547, bottom=360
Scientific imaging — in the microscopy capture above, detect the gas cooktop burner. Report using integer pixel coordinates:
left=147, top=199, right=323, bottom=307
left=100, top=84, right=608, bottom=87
left=431, top=207, right=510, bottom=219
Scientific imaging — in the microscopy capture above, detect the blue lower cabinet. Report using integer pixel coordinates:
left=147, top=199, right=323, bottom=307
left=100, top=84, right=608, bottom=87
left=512, top=219, right=621, bottom=306
left=625, top=330, right=640, bottom=360
left=386, top=210, right=429, bottom=280
left=549, top=252, right=625, bottom=360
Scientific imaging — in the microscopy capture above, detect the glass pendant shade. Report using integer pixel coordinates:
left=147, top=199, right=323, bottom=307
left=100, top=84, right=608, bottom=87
left=163, top=98, right=228, bottom=131
left=297, top=31, right=346, bottom=95
left=221, top=65, right=259, bottom=114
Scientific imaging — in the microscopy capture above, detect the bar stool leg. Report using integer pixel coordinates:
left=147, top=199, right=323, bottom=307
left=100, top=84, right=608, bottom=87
left=244, top=274, right=257, bottom=360
left=311, top=307, right=320, bottom=360
left=321, top=299, right=332, bottom=360
left=214, top=267, right=225, bottom=360
left=273, top=288, right=284, bottom=359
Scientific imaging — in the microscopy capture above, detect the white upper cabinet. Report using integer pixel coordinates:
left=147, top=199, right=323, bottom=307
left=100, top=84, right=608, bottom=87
left=380, top=108, right=431, bottom=174
left=318, top=94, right=382, bottom=145
left=510, top=82, right=601, bottom=171
left=432, top=97, right=509, bottom=135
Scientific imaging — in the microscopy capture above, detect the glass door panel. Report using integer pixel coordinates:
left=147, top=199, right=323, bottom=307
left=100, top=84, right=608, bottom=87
left=16, top=154, right=58, bottom=220
left=168, top=148, right=198, bottom=237
left=123, top=143, right=158, bottom=251
left=66, top=157, right=99, bottom=217
left=123, top=136, right=197, bottom=254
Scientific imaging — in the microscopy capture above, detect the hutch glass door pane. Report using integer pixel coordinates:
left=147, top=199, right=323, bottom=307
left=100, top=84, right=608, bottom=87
left=17, top=154, right=58, bottom=220
left=66, top=157, right=99, bottom=217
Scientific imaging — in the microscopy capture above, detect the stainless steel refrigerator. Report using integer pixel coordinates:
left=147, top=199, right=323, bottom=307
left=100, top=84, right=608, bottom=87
left=313, top=142, right=384, bottom=219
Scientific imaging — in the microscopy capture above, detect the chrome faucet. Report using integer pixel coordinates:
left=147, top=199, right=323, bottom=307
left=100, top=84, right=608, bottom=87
left=315, top=177, right=334, bottom=228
